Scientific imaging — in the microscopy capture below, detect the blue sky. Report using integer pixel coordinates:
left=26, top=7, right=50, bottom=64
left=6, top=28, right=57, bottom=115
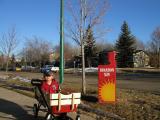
left=0, top=0, right=60, bottom=50
left=0, top=0, right=160, bottom=53
left=106, top=0, right=160, bottom=44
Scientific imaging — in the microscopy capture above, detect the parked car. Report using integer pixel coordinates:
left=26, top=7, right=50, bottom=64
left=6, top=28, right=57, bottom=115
left=51, top=66, right=59, bottom=72
left=16, top=67, right=21, bottom=71
left=41, top=65, right=59, bottom=73
left=21, top=66, right=36, bottom=72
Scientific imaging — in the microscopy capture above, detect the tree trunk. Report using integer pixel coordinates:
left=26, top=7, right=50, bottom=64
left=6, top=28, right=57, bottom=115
left=81, top=43, right=86, bottom=94
left=87, top=57, right=92, bottom=68
left=6, top=56, right=9, bottom=73
left=1, top=57, right=4, bottom=69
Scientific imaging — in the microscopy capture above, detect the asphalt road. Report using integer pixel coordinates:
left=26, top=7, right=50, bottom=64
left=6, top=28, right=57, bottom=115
left=116, top=72, right=160, bottom=92
left=65, top=72, right=160, bottom=93
left=0, top=71, right=160, bottom=92
left=0, top=87, right=96, bottom=120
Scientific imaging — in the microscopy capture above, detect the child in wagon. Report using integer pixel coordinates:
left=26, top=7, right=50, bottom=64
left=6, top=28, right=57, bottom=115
left=41, top=69, right=59, bottom=94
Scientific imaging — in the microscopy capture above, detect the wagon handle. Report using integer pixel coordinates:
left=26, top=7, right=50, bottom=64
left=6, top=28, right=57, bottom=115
left=58, top=85, right=61, bottom=93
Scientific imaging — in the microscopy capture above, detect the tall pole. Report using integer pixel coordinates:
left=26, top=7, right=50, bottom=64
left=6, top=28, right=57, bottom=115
left=59, top=0, right=64, bottom=84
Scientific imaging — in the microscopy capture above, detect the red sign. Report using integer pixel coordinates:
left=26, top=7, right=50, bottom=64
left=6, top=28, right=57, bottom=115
left=98, top=51, right=116, bottom=103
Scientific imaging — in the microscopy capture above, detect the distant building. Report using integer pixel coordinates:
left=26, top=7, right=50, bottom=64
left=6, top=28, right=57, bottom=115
left=133, top=50, right=150, bottom=68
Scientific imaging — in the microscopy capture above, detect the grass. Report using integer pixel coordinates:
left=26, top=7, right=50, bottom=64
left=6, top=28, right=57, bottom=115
left=5, top=79, right=32, bottom=87
left=82, top=89, right=160, bottom=120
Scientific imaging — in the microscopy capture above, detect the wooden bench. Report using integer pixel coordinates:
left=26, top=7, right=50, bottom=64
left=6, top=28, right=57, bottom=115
left=50, top=93, right=81, bottom=113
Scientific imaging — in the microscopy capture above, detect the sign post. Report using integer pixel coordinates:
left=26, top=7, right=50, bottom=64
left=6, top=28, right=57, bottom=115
left=98, top=51, right=116, bottom=103
left=59, top=0, right=64, bottom=84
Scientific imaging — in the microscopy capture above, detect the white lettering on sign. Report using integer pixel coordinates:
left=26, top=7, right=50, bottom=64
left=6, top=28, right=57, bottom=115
left=100, top=68, right=114, bottom=73
left=104, top=72, right=110, bottom=77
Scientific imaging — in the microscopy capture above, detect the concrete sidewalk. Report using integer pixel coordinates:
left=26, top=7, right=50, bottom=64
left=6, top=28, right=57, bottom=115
left=0, top=87, right=37, bottom=120
left=0, top=87, right=96, bottom=120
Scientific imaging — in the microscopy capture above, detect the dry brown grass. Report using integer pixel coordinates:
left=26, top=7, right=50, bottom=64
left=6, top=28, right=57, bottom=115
left=82, top=89, right=160, bottom=120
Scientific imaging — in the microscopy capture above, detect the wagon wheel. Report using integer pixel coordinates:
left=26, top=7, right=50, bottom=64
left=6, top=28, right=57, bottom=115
left=33, top=104, right=38, bottom=118
left=76, top=115, right=80, bottom=120
left=46, top=114, right=54, bottom=120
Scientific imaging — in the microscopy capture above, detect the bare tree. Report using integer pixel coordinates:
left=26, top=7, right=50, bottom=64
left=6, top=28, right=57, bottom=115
left=65, top=0, right=109, bottom=94
left=0, top=27, right=18, bottom=72
left=149, top=27, right=160, bottom=68
left=54, top=42, right=76, bottom=61
left=135, top=39, right=145, bottom=50
left=0, top=53, right=4, bottom=69
left=22, top=37, right=52, bottom=67
left=95, top=40, right=114, bottom=53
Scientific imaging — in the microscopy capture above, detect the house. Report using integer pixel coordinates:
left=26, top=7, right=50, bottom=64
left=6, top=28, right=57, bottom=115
left=133, top=50, right=150, bottom=68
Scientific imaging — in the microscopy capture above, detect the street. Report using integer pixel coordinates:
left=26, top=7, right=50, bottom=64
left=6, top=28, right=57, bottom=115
left=0, top=71, right=160, bottom=92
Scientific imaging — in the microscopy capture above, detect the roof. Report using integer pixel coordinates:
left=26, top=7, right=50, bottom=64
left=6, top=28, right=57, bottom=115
left=134, top=50, right=149, bottom=55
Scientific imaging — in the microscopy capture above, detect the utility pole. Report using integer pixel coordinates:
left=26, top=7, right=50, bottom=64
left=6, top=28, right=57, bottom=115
left=59, top=0, right=64, bottom=84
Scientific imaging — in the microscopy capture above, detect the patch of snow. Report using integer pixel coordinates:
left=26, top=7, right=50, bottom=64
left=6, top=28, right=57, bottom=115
left=12, top=76, right=30, bottom=83
left=78, top=67, right=98, bottom=73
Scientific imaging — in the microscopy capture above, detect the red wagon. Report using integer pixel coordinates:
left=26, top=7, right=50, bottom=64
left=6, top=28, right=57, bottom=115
left=31, top=79, right=81, bottom=120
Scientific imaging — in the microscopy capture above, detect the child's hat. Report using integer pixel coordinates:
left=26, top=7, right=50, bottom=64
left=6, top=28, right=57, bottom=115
left=43, top=69, right=53, bottom=76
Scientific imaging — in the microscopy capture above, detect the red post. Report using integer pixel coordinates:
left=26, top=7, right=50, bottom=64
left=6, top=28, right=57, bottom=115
left=98, top=51, right=116, bottom=103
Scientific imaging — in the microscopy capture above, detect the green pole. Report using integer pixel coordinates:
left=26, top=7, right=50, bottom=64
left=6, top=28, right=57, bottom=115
left=59, top=0, right=64, bottom=84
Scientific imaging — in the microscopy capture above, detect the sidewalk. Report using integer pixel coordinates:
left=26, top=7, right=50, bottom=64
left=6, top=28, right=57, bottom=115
left=0, top=87, right=96, bottom=120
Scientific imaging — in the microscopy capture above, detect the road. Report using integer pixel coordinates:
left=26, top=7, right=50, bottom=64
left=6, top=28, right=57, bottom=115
left=0, top=87, right=96, bottom=120
left=0, top=71, right=160, bottom=92
left=116, top=72, right=160, bottom=92
left=85, top=72, right=160, bottom=92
